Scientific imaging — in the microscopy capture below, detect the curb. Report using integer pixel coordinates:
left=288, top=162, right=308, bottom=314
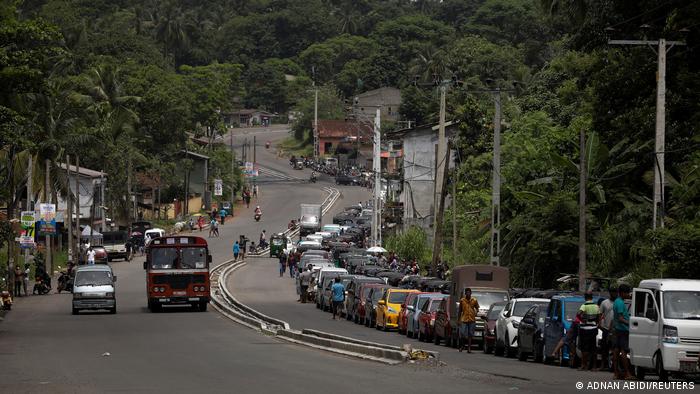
left=301, top=329, right=440, bottom=361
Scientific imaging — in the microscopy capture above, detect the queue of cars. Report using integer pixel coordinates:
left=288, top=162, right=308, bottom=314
left=292, top=237, right=700, bottom=382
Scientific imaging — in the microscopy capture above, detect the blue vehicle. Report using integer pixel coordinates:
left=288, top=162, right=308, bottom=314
left=406, top=293, right=446, bottom=339
left=543, top=294, right=602, bottom=366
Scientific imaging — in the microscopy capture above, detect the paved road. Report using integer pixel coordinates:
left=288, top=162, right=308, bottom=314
left=0, top=129, right=530, bottom=394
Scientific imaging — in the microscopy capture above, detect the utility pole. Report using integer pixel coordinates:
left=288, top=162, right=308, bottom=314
left=100, top=172, right=106, bottom=232
left=452, top=169, right=457, bottom=264
left=230, top=129, right=235, bottom=202
left=431, top=85, right=448, bottom=274
left=127, top=155, right=132, bottom=223
left=253, top=135, right=257, bottom=164
left=608, top=36, right=685, bottom=229
left=24, top=155, right=33, bottom=273
left=371, top=109, right=381, bottom=246
left=75, top=155, right=80, bottom=257
left=490, top=89, right=502, bottom=266
left=44, top=159, right=52, bottom=273
left=313, top=66, right=319, bottom=162
left=66, top=155, right=73, bottom=264
left=578, top=129, right=587, bottom=292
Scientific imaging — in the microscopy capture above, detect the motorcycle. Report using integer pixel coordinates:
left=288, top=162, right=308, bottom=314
left=33, top=276, right=51, bottom=295
left=254, top=212, right=262, bottom=222
left=310, top=172, right=317, bottom=183
left=57, top=271, right=73, bottom=293
left=265, top=141, right=271, bottom=149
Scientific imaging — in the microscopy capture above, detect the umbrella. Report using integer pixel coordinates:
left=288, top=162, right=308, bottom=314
left=366, top=246, right=387, bottom=253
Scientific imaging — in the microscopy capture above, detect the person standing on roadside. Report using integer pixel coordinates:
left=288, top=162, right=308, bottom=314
left=578, top=291, right=600, bottom=370
left=612, top=284, right=635, bottom=380
left=287, top=251, right=296, bottom=278
left=299, top=267, right=311, bottom=303
left=458, top=288, right=479, bottom=353
left=219, top=207, right=227, bottom=225
left=13, top=265, right=22, bottom=297
left=23, top=264, right=30, bottom=296
left=330, top=277, right=345, bottom=320
left=233, top=241, right=240, bottom=261
left=86, top=247, right=96, bottom=265
left=599, top=288, right=618, bottom=371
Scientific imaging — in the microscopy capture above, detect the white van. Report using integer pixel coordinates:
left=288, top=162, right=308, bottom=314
left=315, top=267, right=347, bottom=307
left=630, top=279, right=700, bottom=380
left=144, top=228, right=166, bottom=246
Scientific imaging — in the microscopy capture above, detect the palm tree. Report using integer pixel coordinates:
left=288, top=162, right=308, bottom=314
left=408, top=43, right=446, bottom=83
left=153, top=1, right=189, bottom=59
left=540, top=0, right=589, bottom=25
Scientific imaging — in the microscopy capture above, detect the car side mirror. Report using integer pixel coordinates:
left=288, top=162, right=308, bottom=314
left=378, top=300, right=386, bottom=305
left=407, top=305, right=414, bottom=311
left=503, top=311, right=510, bottom=318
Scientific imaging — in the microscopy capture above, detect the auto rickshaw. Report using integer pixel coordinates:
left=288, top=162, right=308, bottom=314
left=270, top=233, right=287, bottom=257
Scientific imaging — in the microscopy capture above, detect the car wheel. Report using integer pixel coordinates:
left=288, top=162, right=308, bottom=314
left=434, top=332, right=441, bottom=346
left=483, top=341, right=492, bottom=354
left=634, top=366, right=646, bottom=381
left=199, top=302, right=208, bottom=312
left=406, top=329, right=412, bottom=339
left=655, top=353, right=668, bottom=381
left=418, top=328, right=424, bottom=342
left=494, top=335, right=504, bottom=357
left=72, top=307, right=79, bottom=315
left=110, top=305, right=117, bottom=314
left=505, top=333, right=515, bottom=358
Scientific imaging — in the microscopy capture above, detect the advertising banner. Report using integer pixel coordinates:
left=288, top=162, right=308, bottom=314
left=214, top=179, right=223, bottom=196
left=38, top=203, right=56, bottom=235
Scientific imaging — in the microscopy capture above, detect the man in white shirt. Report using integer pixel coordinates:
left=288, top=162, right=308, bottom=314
left=598, top=288, right=618, bottom=371
left=87, top=247, right=96, bottom=265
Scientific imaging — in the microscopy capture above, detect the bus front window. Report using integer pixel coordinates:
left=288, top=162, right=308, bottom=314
left=150, top=248, right=178, bottom=269
left=181, top=247, right=207, bottom=269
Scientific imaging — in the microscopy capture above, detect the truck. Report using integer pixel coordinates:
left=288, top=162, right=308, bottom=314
left=102, top=231, right=130, bottom=261
left=299, top=204, right=322, bottom=237
left=447, top=265, right=510, bottom=348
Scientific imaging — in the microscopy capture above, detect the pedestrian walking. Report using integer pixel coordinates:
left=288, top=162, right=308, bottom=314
left=198, top=215, right=204, bottom=231
left=13, top=265, right=22, bottom=297
left=458, top=288, right=480, bottom=353
left=279, top=253, right=287, bottom=277
left=598, top=288, right=618, bottom=371
left=578, top=292, right=601, bottom=370
left=212, top=219, right=219, bottom=237
left=612, top=284, right=635, bottom=380
left=253, top=184, right=259, bottom=198
left=23, top=264, right=30, bottom=296
left=219, top=207, right=226, bottom=225
left=288, top=252, right=296, bottom=278
left=233, top=241, right=240, bottom=261
left=210, top=208, right=217, bottom=221
left=86, top=247, right=96, bottom=265
left=299, top=267, right=311, bottom=303
left=331, top=277, right=345, bottom=320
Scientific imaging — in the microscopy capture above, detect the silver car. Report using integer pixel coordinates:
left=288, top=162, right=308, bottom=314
left=72, top=265, right=117, bottom=315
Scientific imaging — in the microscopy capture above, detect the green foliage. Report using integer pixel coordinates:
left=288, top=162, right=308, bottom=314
left=291, top=85, right=344, bottom=142
left=384, top=226, right=431, bottom=264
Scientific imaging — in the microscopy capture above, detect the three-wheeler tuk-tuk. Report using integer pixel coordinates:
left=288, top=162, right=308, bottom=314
left=270, top=234, right=288, bottom=257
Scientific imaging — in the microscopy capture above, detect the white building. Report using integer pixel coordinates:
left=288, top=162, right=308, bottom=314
left=354, top=87, right=402, bottom=123
left=56, top=163, right=107, bottom=225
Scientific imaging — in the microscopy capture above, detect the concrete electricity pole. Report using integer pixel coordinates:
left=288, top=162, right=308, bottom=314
left=371, top=109, right=381, bottom=246
left=314, top=88, right=319, bottom=161
left=100, top=172, right=106, bottom=232
left=608, top=36, right=685, bottom=229
left=44, top=159, right=52, bottom=273
left=490, top=90, right=502, bottom=266
left=578, top=129, right=587, bottom=292
left=24, top=155, right=33, bottom=271
left=66, top=155, right=73, bottom=263
left=75, top=155, right=80, bottom=255
left=230, top=129, right=235, bottom=201
left=431, top=85, right=448, bottom=273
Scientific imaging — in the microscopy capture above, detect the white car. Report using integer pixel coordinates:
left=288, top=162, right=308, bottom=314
left=495, top=298, right=550, bottom=357
left=305, top=234, right=324, bottom=243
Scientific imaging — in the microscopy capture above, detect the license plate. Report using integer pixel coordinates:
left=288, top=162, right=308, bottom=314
left=680, top=360, right=697, bottom=373
left=173, top=291, right=186, bottom=296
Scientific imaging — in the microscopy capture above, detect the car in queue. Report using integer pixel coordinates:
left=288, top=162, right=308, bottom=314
left=483, top=301, right=507, bottom=354
left=364, top=285, right=392, bottom=328
left=72, top=264, right=117, bottom=315
left=516, top=303, right=549, bottom=362
left=320, top=274, right=354, bottom=312
left=543, top=294, right=602, bottom=366
left=495, top=298, right=550, bottom=357
left=407, top=293, right=444, bottom=339
left=345, top=277, right=385, bottom=322
left=90, top=245, right=109, bottom=264
left=375, top=288, right=418, bottom=331
left=398, top=292, right=421, bottom=335
left=434, top=296, right=456, bottom=348
left=355, top=283, right=386, bottom=325
left=418, top=295, right=449, bottom=344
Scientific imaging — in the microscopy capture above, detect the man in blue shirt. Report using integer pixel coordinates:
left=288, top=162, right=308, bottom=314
left=233, top=241, right=240, bottom=261
left=612, top=284, right=634, bottom=380
left=331, top=277, right=345, bottom=320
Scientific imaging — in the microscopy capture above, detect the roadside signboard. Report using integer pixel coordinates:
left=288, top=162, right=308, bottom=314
left=20, top=211, right=36, bottom=248
left=38, top=203, right=56, bottom=235
left=214, top=179, right=223, bottom=196
left=242, top=162, right=258, bottom=178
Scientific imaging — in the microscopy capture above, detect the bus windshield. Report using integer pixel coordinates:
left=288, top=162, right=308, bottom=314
left=181, top=247, right=208, bottom=269
left=150, top=248, right=178, bottom=269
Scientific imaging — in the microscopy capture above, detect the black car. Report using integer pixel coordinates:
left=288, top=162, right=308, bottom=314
left=516, top=304, right=548, bottom=362
left=335, top=174, right=354, bottom=185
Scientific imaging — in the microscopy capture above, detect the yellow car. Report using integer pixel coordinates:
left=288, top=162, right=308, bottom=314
left=375, top=289, right=418, bottom=331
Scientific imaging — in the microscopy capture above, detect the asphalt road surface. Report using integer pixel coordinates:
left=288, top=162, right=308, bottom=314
left=0, top=128, right=514, bottom=394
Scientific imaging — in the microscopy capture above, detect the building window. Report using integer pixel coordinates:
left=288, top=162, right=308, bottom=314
left=388, top=107, right=392, bottom=114
left=324, top=142, right=333, bottom=152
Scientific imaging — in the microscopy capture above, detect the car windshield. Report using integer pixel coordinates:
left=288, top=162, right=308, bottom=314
left=487, top=304, right=505, bottom=319
left=472, top=291, right=509, bottom=307
left=301, top=215, right=318, bottom=223
left=663, top=291, right=700, bottom=319
left=150, top=248, right=178, bottom=269
left=371, top=289, right=386, bottom=302
left=513, top=301, right=549, bottom=317
left=564, top=301, right=585, bottom=321
left=389, top=292, right=409, bottom=304
left=272, top=239, right=284, bottom=245
left=75, top=270, right=112, bottom=287
left=427, top=299, right=442, bottom=312
left=180, top=247, right=207, bottom=269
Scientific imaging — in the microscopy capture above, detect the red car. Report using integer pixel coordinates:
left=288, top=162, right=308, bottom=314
left=483, top=301, right=507, bottom=354
left=417, top=296, right=447, bottom=343
left=433, top=296, right=456, bottom=347
left=398, top=292, right=421, bottom=335
left=355, top=283, right=385, bottom=325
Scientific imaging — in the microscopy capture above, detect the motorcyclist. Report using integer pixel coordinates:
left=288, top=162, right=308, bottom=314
left=310, top=171, right=317, bottom=182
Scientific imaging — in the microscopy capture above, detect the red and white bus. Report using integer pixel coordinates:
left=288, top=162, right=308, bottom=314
left=144, top=236, right=212, bottom=312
